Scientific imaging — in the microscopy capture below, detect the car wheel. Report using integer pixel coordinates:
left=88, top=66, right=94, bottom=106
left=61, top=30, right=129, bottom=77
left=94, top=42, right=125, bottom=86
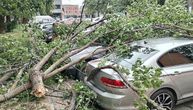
left=150, top=89, right=175, bottom=110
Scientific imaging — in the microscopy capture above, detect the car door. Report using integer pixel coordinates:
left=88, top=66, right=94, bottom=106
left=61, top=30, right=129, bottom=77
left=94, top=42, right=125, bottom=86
left=158, top=44, right=193, bottom=99
left=163, top=64, right=193, bottom=99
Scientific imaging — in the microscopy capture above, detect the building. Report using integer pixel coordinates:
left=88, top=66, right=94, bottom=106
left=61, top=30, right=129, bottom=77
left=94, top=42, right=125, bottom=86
left=62, top=5, right=81, bottom=18
left=188, top=0, right=193, bottom=13
left=52, top=0, right=81, bottom=20
left=52, top=0, right=63, bottom=20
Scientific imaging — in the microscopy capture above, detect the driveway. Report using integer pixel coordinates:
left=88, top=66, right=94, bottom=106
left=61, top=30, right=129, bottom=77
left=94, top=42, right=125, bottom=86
left=175, top=101, right=193, bottom=110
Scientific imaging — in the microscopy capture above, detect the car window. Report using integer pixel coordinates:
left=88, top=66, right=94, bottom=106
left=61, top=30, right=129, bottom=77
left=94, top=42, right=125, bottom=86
left=158, top=44, right=193, bottom=67
left=108, top=45, right=158, bottom=65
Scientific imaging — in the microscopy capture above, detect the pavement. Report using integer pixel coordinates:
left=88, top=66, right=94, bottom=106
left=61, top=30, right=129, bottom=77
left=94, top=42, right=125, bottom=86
left=0, top=80, right=75, bottom=110
left=175, top=101, right=193, bottom=110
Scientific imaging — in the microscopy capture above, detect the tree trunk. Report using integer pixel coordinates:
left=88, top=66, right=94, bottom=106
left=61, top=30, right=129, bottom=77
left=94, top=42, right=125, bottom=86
left=22, top=18, right=28, bottom=24
left=29, top=47, right=58, bottom=97
left=6, top=16, right=11, bottom=22
left=0, top=15, right=5, bottom=33
left=6, top=15, right=11, bottom=32
left=0, top=47, right=109, bottom=102
left=29, top=69, right=45, bottom=97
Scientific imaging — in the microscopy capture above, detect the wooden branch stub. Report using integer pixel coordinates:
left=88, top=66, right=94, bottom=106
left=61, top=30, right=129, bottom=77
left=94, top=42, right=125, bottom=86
left=0, top=46, right=111, bottom=102
left=29, top=69, right=45, bottom=97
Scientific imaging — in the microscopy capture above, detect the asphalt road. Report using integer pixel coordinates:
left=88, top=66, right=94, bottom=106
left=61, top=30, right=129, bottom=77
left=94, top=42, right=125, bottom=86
left=175, top=101, right=193, bottom=110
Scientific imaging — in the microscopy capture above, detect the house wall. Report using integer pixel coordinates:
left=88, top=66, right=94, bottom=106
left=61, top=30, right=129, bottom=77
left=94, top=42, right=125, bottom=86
left=62, top=5, right=81, bottom=18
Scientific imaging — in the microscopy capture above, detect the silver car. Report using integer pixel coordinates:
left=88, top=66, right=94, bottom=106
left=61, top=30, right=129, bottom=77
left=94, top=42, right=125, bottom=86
left=85, top=37, right=193, bottom=110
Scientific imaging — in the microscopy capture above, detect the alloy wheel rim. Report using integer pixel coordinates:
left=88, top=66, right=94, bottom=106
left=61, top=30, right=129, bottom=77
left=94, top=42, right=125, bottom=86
left=153, top=93, right=173, bottom=110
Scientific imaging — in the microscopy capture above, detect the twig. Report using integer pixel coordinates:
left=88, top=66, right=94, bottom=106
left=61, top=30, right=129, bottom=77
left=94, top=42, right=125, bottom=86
left=0, top=68, right=19, bottom=75
left=0, top=71, right=15, bottom=84
left=44, top=85, right=64, bottom=92
left=68, top=89, right=76, bottom=110
left=69, top=18, right=105, bottom=41
left=56, top=101, right=67, bottom=106
left=45, top=94, right=63, bottom=98
left=68, top=4, right=85, bottom=37
left=9, top=67, right=25, bottom=91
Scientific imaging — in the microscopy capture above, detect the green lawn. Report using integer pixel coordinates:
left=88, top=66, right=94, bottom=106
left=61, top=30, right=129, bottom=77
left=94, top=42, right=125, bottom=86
left=0, top=25, right=28, bottom=38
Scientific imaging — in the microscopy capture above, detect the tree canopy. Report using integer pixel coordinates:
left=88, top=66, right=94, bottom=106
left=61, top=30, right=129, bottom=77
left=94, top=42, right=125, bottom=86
left=0, top=0, right=193, bottom=110
left=0, top=0, right=53, bottom=18
left=0, top=0, right=53, bottom=33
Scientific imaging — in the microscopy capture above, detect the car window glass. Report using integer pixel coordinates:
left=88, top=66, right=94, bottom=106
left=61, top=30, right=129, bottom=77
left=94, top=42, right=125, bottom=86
left=158, top=44, right=193, bottom=67
left=108, top=45, right=158, bottom=65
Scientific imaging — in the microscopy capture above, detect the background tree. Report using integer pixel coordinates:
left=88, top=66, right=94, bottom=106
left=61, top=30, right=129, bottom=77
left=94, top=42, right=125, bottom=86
left=0, top=0, right=53, bottom=33
left=0, top=0, right=193, bottom=110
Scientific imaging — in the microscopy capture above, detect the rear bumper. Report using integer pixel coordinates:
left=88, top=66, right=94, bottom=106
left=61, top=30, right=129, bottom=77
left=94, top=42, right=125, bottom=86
left=84, top=77, right=138, bottom=110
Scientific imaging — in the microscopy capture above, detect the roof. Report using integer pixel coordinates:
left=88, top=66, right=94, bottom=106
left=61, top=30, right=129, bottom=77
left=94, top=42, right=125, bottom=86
left=132, top=37, right=193, bottom=52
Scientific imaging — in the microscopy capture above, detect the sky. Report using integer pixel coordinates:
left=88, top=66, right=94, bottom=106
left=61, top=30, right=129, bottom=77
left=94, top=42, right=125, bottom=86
left=62, top=0, right=84, bottom=6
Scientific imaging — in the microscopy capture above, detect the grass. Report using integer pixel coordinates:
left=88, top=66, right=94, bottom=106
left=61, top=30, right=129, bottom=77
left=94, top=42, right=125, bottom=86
left=0, top=25, right=28, bottom=39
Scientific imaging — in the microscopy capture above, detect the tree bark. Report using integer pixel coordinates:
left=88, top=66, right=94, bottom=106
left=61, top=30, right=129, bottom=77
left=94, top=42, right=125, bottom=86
left=0, top=47, right=109, bottom=102
left=30, top=47, right=58, bottom=97
left=0, top=67, right=20, bottom=84
left=29, top=69, right=45, bottom=97
left=69, top=89, right=76, bottom=110
left=22, top=18, right=28, bottom=24
left=0, top=15, right=5, bottom=33
left=44, top=37, right=99, bottom=75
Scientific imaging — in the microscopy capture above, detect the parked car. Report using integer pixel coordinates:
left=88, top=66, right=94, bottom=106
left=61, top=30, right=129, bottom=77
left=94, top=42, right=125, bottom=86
left=40, top=23, right=53, bottom=31
left=67, top=46, right=105, bottom=80
left=40, top=23, right=54, bottom=43
left=30, top=15, right=56, bottom=24
left=85, top=37, right=193, bottom=110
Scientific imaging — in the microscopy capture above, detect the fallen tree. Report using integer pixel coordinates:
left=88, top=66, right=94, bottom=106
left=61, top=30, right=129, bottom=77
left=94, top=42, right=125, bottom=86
left=0, top=40, right=110, bottom=102
left=1, top=0, right=193, bottom=110
left=0, top=17, right=111, bottom=103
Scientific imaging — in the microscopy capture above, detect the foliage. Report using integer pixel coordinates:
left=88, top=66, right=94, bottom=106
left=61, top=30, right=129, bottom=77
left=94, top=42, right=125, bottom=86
left=0, top=0, right=193, bottom=109
left=85, top=0, right=193, bottom=109
left=53, top=23, right=72, bottom=37
left=74, top=81, right=96, bottom=110
left=84, top=0, right=132, bottom=15
left=0, top=29, right=31, bottom=65
left=0, top=0, right=54, bottom=33
left=0, top=0, right=53, bottom=18
left=87, top=0, right=193, bottom=43
left=132, top=60, right=162, bottom=110
left=98, top=57, right=162, bottom=109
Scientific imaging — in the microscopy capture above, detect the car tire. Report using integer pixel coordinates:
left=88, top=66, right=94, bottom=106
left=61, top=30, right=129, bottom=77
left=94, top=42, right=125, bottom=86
left=149, top=89, right=176, bottom=110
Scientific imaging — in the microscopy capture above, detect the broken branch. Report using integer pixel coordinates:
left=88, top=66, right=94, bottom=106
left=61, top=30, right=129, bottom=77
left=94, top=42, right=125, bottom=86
left=0, top=46, right=110, bottom=102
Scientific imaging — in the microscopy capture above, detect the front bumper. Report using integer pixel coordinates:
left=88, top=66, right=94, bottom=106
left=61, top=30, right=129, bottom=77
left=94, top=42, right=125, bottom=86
left=84, top=77, right=138, bottom=110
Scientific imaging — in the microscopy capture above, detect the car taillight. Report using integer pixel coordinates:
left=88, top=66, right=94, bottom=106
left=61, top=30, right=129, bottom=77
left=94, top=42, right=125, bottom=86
left=100, top=77, right=126, bottom=88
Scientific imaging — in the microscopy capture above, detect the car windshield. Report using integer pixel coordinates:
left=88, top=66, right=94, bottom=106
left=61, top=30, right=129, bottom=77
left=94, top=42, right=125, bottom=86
left=108, top=45, right=158, bottom=65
